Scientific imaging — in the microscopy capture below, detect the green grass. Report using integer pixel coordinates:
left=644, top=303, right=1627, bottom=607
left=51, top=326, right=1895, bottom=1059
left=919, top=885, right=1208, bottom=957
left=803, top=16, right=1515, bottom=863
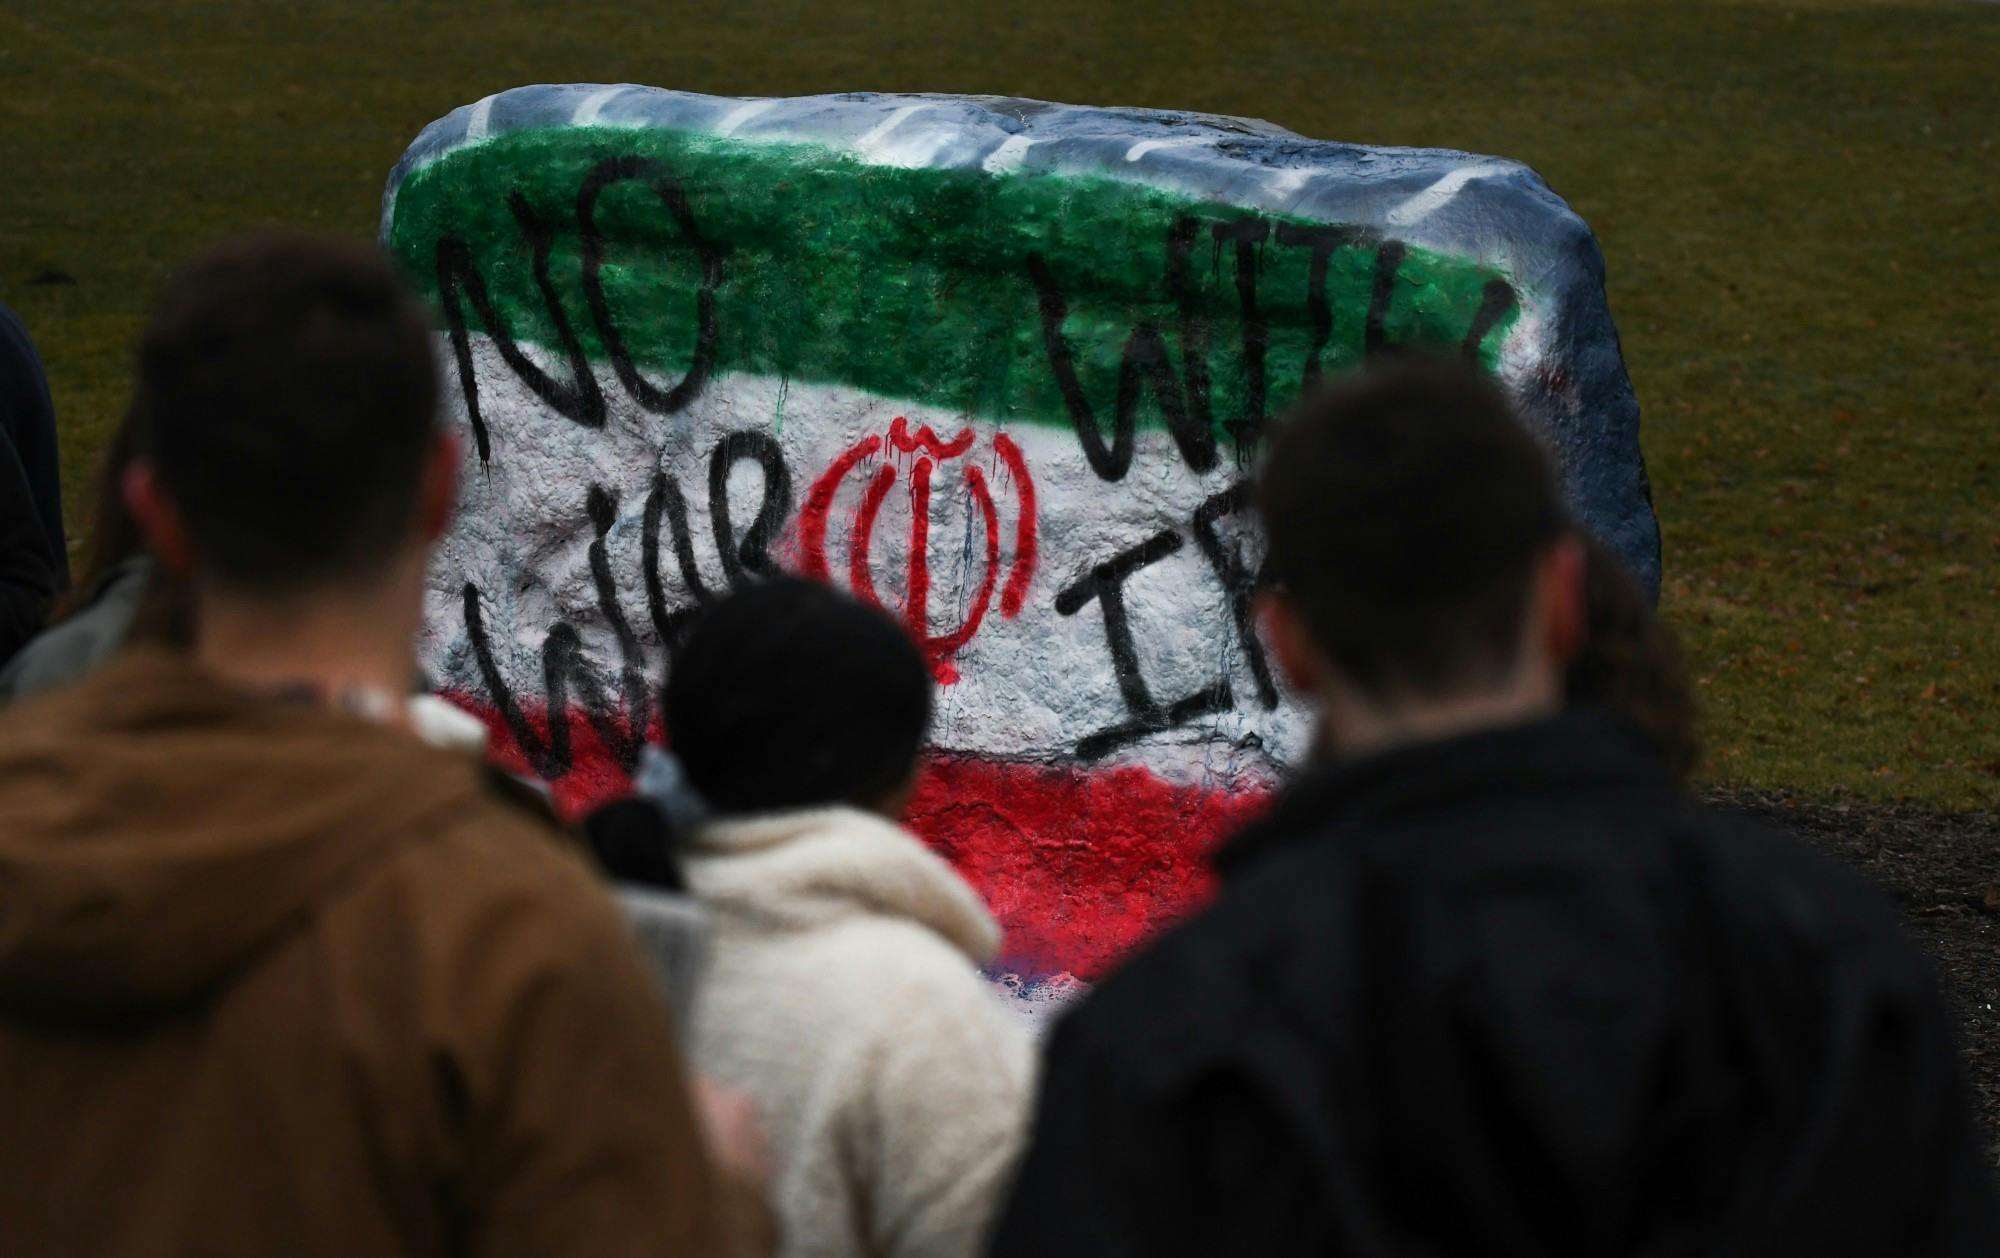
left=3, top=0, right=1995, bottom=804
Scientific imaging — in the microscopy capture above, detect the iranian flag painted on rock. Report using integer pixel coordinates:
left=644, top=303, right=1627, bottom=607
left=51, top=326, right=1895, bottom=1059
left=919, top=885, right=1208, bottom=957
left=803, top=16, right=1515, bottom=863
left=382, top=85, right=1657, bottom=989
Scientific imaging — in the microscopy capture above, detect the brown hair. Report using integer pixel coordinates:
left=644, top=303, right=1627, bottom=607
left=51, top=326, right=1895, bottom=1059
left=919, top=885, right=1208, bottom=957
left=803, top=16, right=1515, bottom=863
left=1257, top=357, right=1569, bottom=702
left=1565, top=535, right=1701, bottom=784
left=48, top=401, right=192, bottom=645
left=51, top=401, right=148, bottom=622
left=137, top=231, right=439, bottom=595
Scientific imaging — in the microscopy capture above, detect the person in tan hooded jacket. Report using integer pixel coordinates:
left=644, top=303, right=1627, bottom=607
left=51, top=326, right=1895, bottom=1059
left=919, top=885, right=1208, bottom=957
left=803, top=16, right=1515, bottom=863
left=0, top=233, right=766, bottom=1258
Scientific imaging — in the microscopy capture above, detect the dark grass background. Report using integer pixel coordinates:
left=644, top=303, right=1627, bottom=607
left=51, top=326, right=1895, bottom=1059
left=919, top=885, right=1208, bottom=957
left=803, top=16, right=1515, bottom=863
left=2, top=0, right=1994, bottom=805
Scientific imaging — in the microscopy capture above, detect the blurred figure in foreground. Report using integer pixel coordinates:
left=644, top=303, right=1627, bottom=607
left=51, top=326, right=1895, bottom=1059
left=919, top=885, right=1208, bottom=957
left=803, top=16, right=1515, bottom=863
left=0, top=234, right=762, bottom=1257
left=661, top=578, right=1033, bottom=1258
left=0, top=418, right=56, bottom=665
left=1567, top=532, right=1701, bottom=785
left=991, top=360, right=1998, bottom=1256
left=0, top=302, right=66, bottom=664
left=0, top=302, right=66, bottom=588
left=0, top=401, right=189, bottom=702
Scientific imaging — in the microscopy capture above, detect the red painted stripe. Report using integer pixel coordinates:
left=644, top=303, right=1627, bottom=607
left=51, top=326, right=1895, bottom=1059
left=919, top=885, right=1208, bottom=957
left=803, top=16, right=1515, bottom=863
left=450, top=694, right=651, bottom=818
left=440, top=693, right=1274, bottom=980
left=909, top=755, right=1273, bottom=979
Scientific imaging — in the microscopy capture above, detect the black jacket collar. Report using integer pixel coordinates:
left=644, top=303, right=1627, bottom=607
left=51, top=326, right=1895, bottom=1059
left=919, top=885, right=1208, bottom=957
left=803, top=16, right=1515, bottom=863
left=1214, top=708, right=1672, bottom=882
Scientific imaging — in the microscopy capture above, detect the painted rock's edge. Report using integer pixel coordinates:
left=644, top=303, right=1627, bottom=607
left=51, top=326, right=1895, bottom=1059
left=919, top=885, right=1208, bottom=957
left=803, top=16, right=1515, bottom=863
left=382, top=83, right=1659, bottom=592
left=381, top=86, right=1661, bottom=984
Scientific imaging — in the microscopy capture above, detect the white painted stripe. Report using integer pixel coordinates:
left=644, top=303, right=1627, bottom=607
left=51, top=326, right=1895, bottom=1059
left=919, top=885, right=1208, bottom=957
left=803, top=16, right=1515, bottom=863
left=572, top=86, right=626, bottom=127
left=1264, top=167, right=1315, bottom=198
left=1385, top=161, right=1512, bottom=227
left=851, top=104, right=931, bottom=161
left=982, top=134, right=1040, bottom=174
left=463, top=93, right=499, bottom=143
left=1124, top=136, right=1207, bottom=162
left=431, top=334, right=1311, bottom=780
left=712, top=98, right=776, bottom=137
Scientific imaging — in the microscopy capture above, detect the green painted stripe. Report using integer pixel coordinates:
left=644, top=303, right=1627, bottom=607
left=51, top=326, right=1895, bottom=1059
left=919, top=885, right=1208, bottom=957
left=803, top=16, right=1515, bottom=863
left=387, top=127, right=1520, bottom=443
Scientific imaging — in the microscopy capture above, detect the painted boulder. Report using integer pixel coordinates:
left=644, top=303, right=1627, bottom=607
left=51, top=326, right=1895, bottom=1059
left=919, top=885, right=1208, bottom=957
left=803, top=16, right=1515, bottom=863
left=381, top=84, right=1657, bottom=987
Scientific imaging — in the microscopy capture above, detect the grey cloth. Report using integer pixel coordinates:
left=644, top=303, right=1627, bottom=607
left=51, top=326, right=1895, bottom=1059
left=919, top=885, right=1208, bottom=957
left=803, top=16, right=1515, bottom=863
left=613, top=885, right=712, bottom=1041
left=633, top=744, right=711, bottom=833
left=0, top=557, right=149, bottom=705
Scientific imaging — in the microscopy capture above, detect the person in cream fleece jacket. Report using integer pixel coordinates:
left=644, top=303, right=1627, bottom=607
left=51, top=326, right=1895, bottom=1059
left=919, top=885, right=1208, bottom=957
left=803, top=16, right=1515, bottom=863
left=657, top=578, right=1033, bottom=1258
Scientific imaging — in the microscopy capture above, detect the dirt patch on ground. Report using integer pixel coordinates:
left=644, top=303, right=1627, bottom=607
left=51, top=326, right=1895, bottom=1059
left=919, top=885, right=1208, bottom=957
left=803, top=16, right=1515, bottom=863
left=1704, top=786, right=2000, bottom=1154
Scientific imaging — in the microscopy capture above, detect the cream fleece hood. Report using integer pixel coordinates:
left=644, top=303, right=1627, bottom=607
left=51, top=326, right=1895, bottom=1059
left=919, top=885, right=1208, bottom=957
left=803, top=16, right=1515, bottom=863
left=684, top=806, right=1002, bottom=966
left=0, top=648, right=488, bottom=1027
left=682, top=804, right=1030, bottom=1258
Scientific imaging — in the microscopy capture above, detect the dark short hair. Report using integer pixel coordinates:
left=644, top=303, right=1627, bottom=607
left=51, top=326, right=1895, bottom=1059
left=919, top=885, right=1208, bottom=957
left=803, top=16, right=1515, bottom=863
left=1256, top=357, right=1568, bottom=700
left=665, top=578, right=932, bottom=816
left=1567, top=535, right=1701, bottom=783
left=137, top=231, right=439, bottom=593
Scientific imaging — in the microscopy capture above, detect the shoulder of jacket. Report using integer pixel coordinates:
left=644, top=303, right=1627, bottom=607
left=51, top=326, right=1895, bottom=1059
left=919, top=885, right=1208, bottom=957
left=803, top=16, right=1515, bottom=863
left=864, top=918, right=1014, bottom=1018
left=1053, top=877, right=1318, bottom=1094
left=725, top=915, right=1014, bottom=1058
left=743, top=913, right=987, bottom=1003
left=835, top=926, right=1034, bottom=1108
left=476, top=763, right=566, bottom=828
left=1674, top=803, right=1924, bottom=971
left=349, top=781, right=609, bottom=928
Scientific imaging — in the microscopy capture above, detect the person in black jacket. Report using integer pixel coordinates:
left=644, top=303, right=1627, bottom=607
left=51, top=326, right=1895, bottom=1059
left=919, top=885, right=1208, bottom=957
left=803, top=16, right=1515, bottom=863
left=0, top=423, right=56, bottom=666
left=989, top=360, right=1999, bottom=1257
left=0, top=303, right=66, bottom=590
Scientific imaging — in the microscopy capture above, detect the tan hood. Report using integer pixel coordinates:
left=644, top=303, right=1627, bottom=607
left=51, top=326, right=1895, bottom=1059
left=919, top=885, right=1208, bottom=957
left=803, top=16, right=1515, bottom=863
left=0, top=648, right=491, bottom=1027
left=685, top=806, right=1003, bottom=965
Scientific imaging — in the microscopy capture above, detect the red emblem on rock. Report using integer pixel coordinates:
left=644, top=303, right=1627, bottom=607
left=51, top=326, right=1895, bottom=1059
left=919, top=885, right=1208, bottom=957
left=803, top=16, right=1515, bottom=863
left=801, top=418, right=1037, bottom=683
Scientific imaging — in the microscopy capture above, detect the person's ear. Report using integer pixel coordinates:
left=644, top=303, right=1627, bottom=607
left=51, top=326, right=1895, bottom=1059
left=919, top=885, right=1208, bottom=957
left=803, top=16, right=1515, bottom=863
left=1538, top=534, right=1588, bottom=667
left=121, top=461, right=197, bottom=577
left=417, top=428, right=461, bottom=543
left=1257, top=589, right=1327, bottom=699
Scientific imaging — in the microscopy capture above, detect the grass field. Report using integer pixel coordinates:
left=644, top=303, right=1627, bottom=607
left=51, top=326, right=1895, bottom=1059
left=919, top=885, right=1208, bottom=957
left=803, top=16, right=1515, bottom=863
left=2, top=0, right=1994, bottom=805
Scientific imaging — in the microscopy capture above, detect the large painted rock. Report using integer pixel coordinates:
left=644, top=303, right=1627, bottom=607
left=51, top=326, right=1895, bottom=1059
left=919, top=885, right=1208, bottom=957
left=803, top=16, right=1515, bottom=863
left=382, top=84, right=1657, bottom=987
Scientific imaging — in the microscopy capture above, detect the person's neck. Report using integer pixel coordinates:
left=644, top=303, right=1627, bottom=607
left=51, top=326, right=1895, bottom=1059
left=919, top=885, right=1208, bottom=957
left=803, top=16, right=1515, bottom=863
left=1317, top=667, right=1563, bottom=765
left=192, top=582, right=419, bottom=722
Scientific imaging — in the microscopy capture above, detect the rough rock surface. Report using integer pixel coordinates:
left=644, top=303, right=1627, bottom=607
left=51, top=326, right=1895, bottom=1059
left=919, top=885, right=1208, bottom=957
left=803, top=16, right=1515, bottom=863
left=382, top=84, right=1656, bottom=984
